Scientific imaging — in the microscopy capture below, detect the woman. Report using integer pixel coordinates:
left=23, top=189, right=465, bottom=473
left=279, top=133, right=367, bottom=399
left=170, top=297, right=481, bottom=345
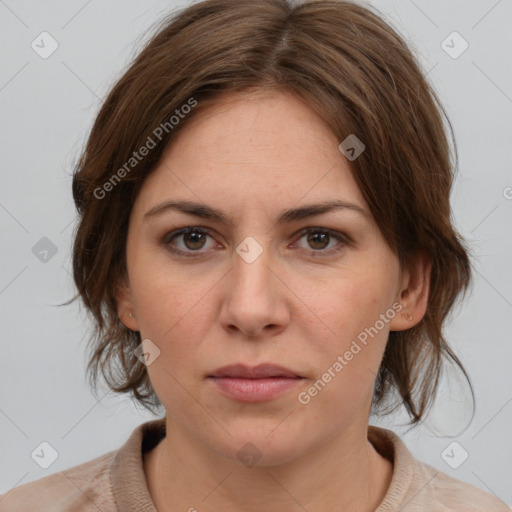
left=1, top=0, right=507, bottom=510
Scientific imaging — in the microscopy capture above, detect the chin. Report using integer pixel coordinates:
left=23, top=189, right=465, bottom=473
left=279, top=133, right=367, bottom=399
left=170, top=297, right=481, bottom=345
left=202, top=418, right=312, bottom=468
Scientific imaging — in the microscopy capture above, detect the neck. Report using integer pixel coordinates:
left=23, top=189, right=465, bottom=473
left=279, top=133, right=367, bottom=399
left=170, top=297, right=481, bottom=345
left=144, top=418, right=393, bottom=512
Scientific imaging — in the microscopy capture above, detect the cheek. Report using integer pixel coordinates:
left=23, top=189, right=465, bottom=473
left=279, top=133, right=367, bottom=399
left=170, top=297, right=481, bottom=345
left=129, top=263, right=222, bottom=397
left=305, top=272, right=393, bottom=344
left=134, top=272, right=211, bottom=408
left=299, top=272, right=395, bottom=399
left=131, top=253, right=213, bottom=337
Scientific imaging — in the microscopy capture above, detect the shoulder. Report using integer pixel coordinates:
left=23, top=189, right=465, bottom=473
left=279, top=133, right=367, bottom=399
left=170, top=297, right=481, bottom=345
left=368, top=425, right=510, bottom=512
left=0, top=418, right=164, bottom=512
left=408, top=458, right=510, bottom=511
left=0, top=450, right=117, bottom=512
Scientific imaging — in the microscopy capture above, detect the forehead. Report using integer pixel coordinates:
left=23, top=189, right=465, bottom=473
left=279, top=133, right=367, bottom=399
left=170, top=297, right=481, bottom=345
left=167, top=89, right=339, bottom=165
left=132, top=90, right=367, bottom=218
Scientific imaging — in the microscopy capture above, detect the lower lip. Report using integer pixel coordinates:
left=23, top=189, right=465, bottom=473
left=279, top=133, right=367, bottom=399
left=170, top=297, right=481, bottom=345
left=209, top=377, right=302, bottom=402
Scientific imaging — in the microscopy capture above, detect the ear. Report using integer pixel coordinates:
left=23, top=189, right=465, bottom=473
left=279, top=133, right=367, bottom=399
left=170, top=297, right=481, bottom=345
left=115, top=275, right=140, bottom=332
left=389, top=252, right=431, bottom=332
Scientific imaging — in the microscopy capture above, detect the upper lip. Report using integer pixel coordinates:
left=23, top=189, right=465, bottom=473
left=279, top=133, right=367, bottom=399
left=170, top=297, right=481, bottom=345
left=208, top=363, right=302, bottom=379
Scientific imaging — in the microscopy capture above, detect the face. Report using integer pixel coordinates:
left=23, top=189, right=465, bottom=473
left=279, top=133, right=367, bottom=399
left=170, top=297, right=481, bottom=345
left=117, top=89, right=424, bottom=465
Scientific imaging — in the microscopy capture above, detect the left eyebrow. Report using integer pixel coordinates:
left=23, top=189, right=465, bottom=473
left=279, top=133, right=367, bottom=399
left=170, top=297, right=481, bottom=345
left=143, top=199, right=372, bottom=227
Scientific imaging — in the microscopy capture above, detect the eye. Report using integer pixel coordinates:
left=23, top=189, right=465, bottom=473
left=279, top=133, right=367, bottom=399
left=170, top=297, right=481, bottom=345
left=293, top=227, right=349, bottom=256
left=163, top=226, right=349, bottom=258
left=163, top=227, right=218, bottom=257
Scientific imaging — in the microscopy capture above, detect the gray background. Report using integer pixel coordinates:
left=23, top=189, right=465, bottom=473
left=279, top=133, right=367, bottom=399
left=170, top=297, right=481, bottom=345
left=1, top=0, right=511, bottom=506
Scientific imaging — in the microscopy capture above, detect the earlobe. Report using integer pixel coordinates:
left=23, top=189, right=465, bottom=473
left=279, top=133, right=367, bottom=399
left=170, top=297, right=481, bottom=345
left=389, top=254, right=431, bottom=332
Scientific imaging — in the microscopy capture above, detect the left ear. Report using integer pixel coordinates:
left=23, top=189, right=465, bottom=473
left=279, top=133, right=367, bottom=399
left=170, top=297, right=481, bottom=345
left=389, top=252, right=431, bottom=332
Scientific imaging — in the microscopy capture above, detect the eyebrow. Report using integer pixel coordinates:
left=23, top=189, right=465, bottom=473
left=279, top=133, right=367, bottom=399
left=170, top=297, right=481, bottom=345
left=143, top=199, right=371, bottom=227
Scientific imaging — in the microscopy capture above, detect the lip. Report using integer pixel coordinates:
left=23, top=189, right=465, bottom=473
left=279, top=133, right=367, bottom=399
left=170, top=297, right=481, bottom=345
left=209, top=363, right=302, bottom=379
left=208, top=363, right=304, bottom=402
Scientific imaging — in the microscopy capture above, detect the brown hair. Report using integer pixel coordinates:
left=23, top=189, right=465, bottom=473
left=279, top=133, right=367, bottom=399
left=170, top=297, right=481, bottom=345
left=66, top=0, right=474, bottom=426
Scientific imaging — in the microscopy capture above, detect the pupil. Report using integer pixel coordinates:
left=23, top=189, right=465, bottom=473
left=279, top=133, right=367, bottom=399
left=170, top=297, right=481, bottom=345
left=309, top=232, right=328, bottom=250
left=185, top=231, right=205, bottom=250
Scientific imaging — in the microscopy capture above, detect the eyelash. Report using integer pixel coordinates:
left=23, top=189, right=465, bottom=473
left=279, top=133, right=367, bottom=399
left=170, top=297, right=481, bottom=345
left=162, top=226, right=350, bottom=259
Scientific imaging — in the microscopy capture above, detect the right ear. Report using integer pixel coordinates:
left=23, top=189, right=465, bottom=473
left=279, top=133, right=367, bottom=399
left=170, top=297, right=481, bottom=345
left=115, top=277, right=140, bottom=332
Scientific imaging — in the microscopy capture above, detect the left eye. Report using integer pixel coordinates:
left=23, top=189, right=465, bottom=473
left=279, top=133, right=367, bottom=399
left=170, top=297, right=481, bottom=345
left=163, top=227, right=348, bottom=257
left=294, top=228, right=346, bottom=253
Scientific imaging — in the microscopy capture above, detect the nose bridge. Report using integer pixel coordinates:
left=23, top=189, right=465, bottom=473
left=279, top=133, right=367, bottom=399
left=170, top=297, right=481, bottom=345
left=231, top=234, right=274, bottom=300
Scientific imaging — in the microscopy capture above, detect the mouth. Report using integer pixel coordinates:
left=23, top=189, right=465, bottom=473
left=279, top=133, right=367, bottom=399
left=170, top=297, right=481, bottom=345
left=208, top=363, right=303, bottom=379
left=207, top=363, right=305, bottom=402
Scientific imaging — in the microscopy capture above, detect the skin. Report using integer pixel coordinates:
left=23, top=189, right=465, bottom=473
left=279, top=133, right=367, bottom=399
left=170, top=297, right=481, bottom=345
left=116, top=88, right=430, bottom=512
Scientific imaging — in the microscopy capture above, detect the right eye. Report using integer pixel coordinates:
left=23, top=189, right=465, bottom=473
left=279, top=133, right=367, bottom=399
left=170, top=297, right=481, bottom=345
left=163, top=227, right=219, bottom=257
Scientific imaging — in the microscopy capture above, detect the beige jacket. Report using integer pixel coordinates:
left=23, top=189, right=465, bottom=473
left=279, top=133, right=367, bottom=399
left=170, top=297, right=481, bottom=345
left=0, top=418, right=508, bottom=511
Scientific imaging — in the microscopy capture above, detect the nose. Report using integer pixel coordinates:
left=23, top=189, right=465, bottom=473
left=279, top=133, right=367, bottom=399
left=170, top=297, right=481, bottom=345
left=218, top=243, right=290, bottom=340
